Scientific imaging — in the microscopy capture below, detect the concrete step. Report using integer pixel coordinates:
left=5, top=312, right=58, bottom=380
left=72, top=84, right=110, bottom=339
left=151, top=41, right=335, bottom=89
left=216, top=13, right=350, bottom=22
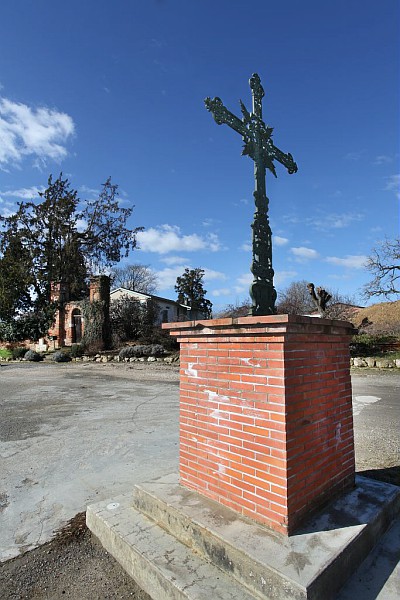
left=87, top=493, right=258, bottom=600
left=87, top=474, right=400, bottom=600
left=132, top=473, right=400, bottom=600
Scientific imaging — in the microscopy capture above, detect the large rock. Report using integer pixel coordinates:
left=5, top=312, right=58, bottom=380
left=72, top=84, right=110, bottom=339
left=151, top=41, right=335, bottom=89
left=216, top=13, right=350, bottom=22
left=376, top=358, right=395, bottom=368
left=353, top=357, right=367, bottom=367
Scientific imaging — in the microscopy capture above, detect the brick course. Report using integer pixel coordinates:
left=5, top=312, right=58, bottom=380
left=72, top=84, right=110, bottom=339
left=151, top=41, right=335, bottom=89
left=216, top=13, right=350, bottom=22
left=163, top=315, right=356, bottom=535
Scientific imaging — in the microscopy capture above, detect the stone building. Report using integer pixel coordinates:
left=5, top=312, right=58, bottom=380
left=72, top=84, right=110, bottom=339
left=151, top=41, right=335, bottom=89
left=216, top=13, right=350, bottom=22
left=48, top=276, right=110, bottom=348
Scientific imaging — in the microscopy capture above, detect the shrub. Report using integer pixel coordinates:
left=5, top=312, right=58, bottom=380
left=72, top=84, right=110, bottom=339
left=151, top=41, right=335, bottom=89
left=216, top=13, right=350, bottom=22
left=81, top=285, right=111, bottom=351
left=143, top=327, right=179, bottom=352
left=52, top=350, right=72, bottom=363
left=24, top=349, right=43, bottom=362
left=119, top=344, right=165, bottom=360
left=0, top=348, right=12, bottom=359
left=80, top=339, right=104, bottom=356
left=70, top=343, right=84, bottom=358
left=110, top=297, right=160, bottom=346
left=12, top=346, right=28, bottom=359
left=0, top=306, right=57, bottom=342
left=350, top=334, right=397, bottom=357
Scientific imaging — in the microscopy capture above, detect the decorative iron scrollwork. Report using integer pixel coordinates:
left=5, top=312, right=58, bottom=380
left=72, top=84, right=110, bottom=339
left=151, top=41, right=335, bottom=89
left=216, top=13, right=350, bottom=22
left=205, top=74, right=298, bottom=315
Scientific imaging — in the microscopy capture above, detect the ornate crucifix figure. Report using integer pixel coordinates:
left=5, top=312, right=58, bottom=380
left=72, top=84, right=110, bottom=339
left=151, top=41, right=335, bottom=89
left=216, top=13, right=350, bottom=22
left=205, top=73, right=298, bottom=315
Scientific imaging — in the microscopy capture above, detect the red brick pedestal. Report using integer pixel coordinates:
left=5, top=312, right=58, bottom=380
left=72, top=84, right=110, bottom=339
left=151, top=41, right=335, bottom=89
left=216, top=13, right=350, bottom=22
left=163, top=315, right=356, bottom=535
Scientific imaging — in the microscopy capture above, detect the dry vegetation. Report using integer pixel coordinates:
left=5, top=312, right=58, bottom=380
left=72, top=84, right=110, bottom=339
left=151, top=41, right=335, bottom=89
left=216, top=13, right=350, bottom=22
left=349, top=299, right=400, bottom=335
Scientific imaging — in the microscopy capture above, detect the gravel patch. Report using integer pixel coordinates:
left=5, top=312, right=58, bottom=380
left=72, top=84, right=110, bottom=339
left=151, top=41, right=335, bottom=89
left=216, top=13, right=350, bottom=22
left=0, top=513, right=151, bottom=600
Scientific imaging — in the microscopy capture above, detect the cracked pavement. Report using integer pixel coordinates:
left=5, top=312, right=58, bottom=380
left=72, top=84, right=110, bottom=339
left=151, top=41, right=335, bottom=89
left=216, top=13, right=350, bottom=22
left=0, top=362, right=179, bottom=562
left=0, top=362, right=398, bottom=599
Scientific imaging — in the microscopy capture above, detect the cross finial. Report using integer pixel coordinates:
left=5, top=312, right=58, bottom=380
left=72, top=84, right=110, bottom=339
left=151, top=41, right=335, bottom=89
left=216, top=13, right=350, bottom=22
left=205, top=74, right=297, bottom=316
left=249, top=73, right=264, bottom=118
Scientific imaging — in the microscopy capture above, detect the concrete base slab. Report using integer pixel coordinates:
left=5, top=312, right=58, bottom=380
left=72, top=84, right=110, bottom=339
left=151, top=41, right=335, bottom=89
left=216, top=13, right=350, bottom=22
left=87, top=474, right=400, bottom=600
left=338, top=516, right=400, bottom=599
left=86, top=493, right=256, bottom=600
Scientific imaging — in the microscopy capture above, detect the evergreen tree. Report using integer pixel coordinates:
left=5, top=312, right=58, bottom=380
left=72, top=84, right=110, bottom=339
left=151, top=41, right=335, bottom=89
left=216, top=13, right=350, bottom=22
left=0, top=173, right=142, bottom=339
left=175, top=268, right=212, bottom=319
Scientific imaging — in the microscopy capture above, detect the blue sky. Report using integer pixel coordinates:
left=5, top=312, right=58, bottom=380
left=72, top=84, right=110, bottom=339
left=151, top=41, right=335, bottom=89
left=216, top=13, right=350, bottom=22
left=0, top=0, right=399, bottom=311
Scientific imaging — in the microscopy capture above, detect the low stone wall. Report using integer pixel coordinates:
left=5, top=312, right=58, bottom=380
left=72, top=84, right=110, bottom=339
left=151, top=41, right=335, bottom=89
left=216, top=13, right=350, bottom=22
left=2, top=353, right=399, bottom=369
left=72, top=353, right=180, bottom=364
left=0, top=352, right=180, bottom=364
left=351, top=356, right=400, bottom=369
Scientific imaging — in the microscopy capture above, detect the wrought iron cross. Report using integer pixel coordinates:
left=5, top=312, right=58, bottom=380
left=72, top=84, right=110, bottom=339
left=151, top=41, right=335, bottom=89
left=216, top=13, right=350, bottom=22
left=205, top=73, right=298, bottom=315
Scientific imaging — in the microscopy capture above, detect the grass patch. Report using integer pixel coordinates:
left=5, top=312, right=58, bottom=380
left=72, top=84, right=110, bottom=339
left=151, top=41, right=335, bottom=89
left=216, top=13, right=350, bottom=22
left=0, top=348, right=12, bottom=359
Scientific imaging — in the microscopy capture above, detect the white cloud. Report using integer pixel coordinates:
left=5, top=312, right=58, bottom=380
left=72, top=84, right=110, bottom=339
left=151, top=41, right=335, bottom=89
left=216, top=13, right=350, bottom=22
left=291, top=247, right=319, bottom=261
left=0, top=206, right=16, bottom=218
left=160, top=255, right=187, bottom=266
left=136, top=225, right=222, bottom=254
left=0, top=185, right=45, bottom=199
left=384, top=174, right=400, bottom=199
left=240, top=242, right=252, bottom=252
left=79, top=185, right=99, bottom=199
left=234, top=272, right=253, bottom=294
left=202, top=218, right=220, bottom=227
left=274, top=270, right=298, bottom=286
left=325, top=255, right=367, bottom=269
left=0, top=97, right=75, bottom=168
left=76, top=218, right=88, bottom=233
left=231, top=270, right=297, bottom=295
left=344, top=150, right=364, bottom=161
left=211, top=288, right=232, bottom=297
left=309, top=213, right=364, bottom=230
left=283, top=214, right=300, bottom=225
left=155, top=266, right=190, bottom=290
left=273, top=235, right=289, bottom=246
left=203, top=268, right=227, bottom=282
left=374, top=155, right=393, bottom=165
left=283, top=212, right=364, bottom=231
left=155, top=263, right=226, bottom=292
left=241, top=236, right=289, bottom=252
left=236, top=272, right=253, bottom=286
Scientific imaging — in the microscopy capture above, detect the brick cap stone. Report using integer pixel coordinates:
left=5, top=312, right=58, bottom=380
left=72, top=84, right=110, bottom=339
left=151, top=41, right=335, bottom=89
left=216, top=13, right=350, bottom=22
left=162, top=314, right=356, bottom=337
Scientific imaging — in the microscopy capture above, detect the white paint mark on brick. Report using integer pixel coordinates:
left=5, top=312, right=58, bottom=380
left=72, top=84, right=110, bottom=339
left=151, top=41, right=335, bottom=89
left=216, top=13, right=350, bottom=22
left=214, top=463, right=226, bottom=476
left=210, top=409, right=222, bottom=421
left=241, top=357, right=261, bottom=367
left=204, top=389, right=229, bottom=402
left=186, top=363, right=198, bottom=377
left=335, top=422, right=342, bottom=446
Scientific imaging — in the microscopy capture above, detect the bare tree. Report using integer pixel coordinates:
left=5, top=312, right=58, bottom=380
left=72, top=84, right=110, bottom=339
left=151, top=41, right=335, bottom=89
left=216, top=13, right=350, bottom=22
left=110, top=264, right=158, bottom=295
left=277, top=279, right=358, bottom=319
left=276, top=280, right=316, bottom=315
left=363, top=238, right=400, bottom=299
left=214, top=298, right=252, bottom=318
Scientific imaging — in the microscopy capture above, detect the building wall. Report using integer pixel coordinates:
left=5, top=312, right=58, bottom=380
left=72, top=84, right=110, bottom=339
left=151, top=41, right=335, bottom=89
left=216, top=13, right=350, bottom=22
left=48, top=277, right=109, bottom=348
left=109, top=288, right=191, bottom=324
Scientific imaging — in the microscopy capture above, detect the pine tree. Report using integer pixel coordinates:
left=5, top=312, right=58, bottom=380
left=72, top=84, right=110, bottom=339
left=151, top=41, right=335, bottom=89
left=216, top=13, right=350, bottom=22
left=175, top=268, right=212, bottom=319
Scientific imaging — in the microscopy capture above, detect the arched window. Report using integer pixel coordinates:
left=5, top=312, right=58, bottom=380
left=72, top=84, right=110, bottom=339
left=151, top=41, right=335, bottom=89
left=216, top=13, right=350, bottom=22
left=71, top=308, right=82, bottom=343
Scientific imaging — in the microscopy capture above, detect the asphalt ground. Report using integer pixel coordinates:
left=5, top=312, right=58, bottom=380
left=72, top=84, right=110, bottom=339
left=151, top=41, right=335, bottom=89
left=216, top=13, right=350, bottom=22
left=0, top=362, right=399, bottom=599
